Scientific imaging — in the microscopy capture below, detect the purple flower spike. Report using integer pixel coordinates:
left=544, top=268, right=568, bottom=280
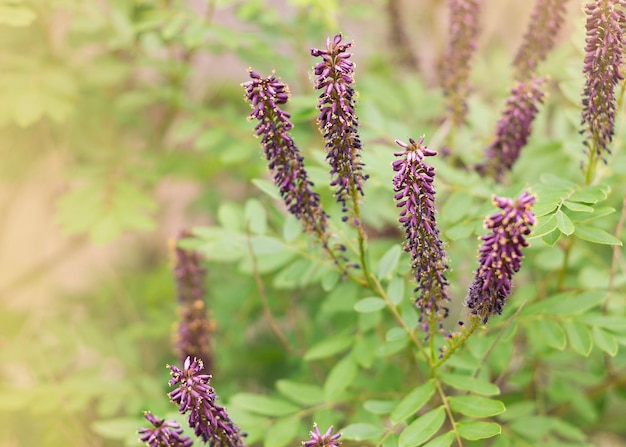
left=393, top=137, right=449, bottom=334
left=311, top=34, right=368, bottom=224
left=243, top=70, right=328, bottom=240
left=513, top=0, right=569, bottom=80
left=482, top=77, right=545, bottom=181
left=442, top=0, right=481, bottom=127
left=173, top=230, right=214, bottom=373
left=581, top=0, right=626, bottom=161
left=168, top=357, right=245, bottom=447
left=303, top=424, right=342, bottom=447
left=466, top=192, right=536, bottom=323
left=139, top=412, right=193, bottom=447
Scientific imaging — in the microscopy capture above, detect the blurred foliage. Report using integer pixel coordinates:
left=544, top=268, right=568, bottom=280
left=1, top=1, right=626, bottom=447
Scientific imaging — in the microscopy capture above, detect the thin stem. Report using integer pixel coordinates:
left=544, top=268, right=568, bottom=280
left=245, top=226, right=295, bottom=354
left=435, top=379, right=464, bottom=447
left=606, top=196, right=626, bottom=313
left=556, top=238, right=574, bottom=291
left=433, top=317, right=482, bottom=369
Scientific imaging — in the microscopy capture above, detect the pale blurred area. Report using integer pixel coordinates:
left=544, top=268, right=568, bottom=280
left=2, top=1, right=623, bottom=447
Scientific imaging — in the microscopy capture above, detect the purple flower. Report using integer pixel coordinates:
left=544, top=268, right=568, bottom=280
left=393, top=137, right=449, bottom=334
left=442, top=0, right=481, bottom=127
left=173, top=230, right=215, bottom=373
left=581, top=0, right=626, bottom=162
left=481, top=77, right=545, bottom=181
left=513, top=0, right=569, bottom=80
left=466, top=192, right=535, bottom=323
left=243, top=70, right=328, bottom=240
left=311, top=34, right=368, bottom=224
left=303, top=425, right=341, bottom=447
left=139, top=412, right=193, bottom=447
left=168, top=357, right=245, bottom=447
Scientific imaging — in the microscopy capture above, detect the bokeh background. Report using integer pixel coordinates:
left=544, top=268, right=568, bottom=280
left=4, top=1, right=623, bottom=446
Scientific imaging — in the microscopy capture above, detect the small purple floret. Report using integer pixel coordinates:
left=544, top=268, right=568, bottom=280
left=139, top=412, right=193, bottom=447
left=303, top=424, right=341, bottom=447
left=466, top=191, right=535, bottom=323
left=168, top=357, right=245, bottom=447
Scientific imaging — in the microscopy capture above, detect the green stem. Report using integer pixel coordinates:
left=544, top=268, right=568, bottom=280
left=433, top=317, right=482, bottom=369
left=435, top=379, right=464, bottom=447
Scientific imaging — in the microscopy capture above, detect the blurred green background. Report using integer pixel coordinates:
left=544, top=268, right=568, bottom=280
left=4, top=1, right=620, bottom=446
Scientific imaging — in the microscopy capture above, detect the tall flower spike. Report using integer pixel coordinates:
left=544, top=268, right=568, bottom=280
left=442, top=0, right=481, bottom=127
left=393, top=137, right=449, bottom=334
left=303, top=424, right=341, bottom=447
left=139, top=412, right=193, bottom=447
left=581, top=0, right=626, bottom=168
left=513, top=0, right=569, bottom=81
left=311, top=34, right=368, bottom=224
left=168, top=357, right=246, bottom=447
left=481, top=77, right=545, bottom=181
left=466, top=192, right=535, bottom=323
left=172, top=230, right=215, bottom=373
left=243, top=70, right=328, bottom=241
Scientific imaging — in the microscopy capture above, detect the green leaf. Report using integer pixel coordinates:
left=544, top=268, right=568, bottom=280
left=340, top=423, right=385, bottom=441
left=522, top=290, right=606, bottom=317
left=354, top=297, right=386, bottom=313
left=592, top=326, right=618, bottom=356
left=562, top=320, right=593, bottom=356
left=448, top=396, right=505, bottom=418
left=364, top=400, right=397, bottom=415
left=276, top=380, right=324, bottom=406
left=323, top=355, right=357, bottom=400
left=387, top=276, right=405, bottom=306
left=249, top=236, right=285, bottom=254
left=555, top=211, right=575, bottom=235
left=352, top=336, right=375, bottom=369
left=438, top=373, right=500, bottom=396
left=563, top=201, right=594, bottom=213
left=218, top=203, right=243, bottom=231
left=574, top=224, right=622, bottom=246
left=264, top=415, right=300, bottom=447
left=245, top=199, right=267, bottom=234
left=541, top=229, right=561, bottom=246
left=535, top=318, right=566, bottom=350
left=386, top=327, right=408, bottom=342
left=568, top=184, right=609, bottom=203
left=398, top=406, right=446, bottom=447
left=530, top=214, right=558, bottom=238
left=377, top=245, right=402, bottom=279
left=91, top=418, right=140, bottom=440
left=456, top=421, right=501, bottom=440
left=391, top=380, right=436, bottom=424
left=422, top=432, right=454, bottom=447
left=252, top=178, right=281, bottom=200
left=441, top=192, right=474, bottom=224
left=304, top=333, right=353, bottom=361
left=230, top=394, right=299, bottom=417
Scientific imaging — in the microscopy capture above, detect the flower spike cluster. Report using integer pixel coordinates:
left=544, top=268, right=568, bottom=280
left=513, top=0, right=569, bottom=81
left=466, top=192, right=535, bottom=323
left=304, top=424, right=342, bottom=447
left=393, top=137, right=449, bottom=334
left=580, top=0, right=626, bottom=164
left=311, top=34, right=368, bottom=224
left=481, top=77, right=545, bottom=181
left=173, top=230, right=215, bottom=373
left=139, top=413, right=193, bottom=447
left=168, top=357, right=245, bottom=447
left=243, top=70, right=328, bottom=240
left=442, top=0, right=481, bottom=127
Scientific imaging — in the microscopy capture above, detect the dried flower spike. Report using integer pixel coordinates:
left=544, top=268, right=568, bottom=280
left=303, top=424, right=341, bottom=447
left=481, top=77, right=545, bottom=181
left=513, top=0, right=569, bottom=80
left=172, top=230, right=215, bottom=373
left=466, top=191, right=535, bottom=323
left=442, top=0, right=481, bottom=127
left=311, top=34, right=368, bottom=224
left=168, top=357, right=245, bottom=447
left=581, top=0, right=626, bottom=167
left=139, top=412, right=193, bottom=447
left=243, top=70, right=328, bottom=240
left=393, top=137, right=449, bottom=334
